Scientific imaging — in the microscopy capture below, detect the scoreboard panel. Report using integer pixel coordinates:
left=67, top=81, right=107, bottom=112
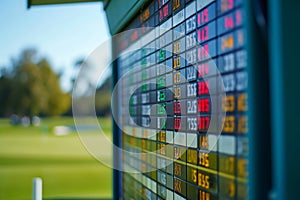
left=116, top=0, right=248, bottom=199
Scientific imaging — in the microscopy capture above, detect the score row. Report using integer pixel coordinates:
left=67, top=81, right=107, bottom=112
left=122, top=49, right=246, bottom=89
left=125, top=114, right=247, bottom=133
left=122, top=71, right=247, bottom=97
left=122, top=0, right=244, bottom=48
left=119, top=28, right=245, bottom=72
left=128, top=93, right=247, bottom=113
left=123, top=171, right=247, bottom=200
left=123, top=132, right=248, bottom=157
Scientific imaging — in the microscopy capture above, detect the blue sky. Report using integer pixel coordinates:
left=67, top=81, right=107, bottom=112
left=0, top=0, right=110, bottom=91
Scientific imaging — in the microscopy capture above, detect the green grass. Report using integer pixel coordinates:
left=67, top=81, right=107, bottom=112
left=0, top=117, right=112, bottom=200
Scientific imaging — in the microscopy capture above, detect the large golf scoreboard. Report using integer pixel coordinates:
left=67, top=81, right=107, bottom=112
left=116, top=0, right=248, bottom=199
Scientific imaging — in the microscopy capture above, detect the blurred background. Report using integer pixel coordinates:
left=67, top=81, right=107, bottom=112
left=0, top=0, right=112, bottom=199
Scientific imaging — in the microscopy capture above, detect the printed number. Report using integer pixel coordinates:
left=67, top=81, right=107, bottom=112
left=238, top=116, right=248, bottom=133
left=199, top=117, right=210, bottom=131
left=174, top=163, right=182, bottom=176
left=198, top=173, right=210, bottom=189
left=222, top=95, right=235, bottom=112
left=238, top=159, right=248, bottom=177
left=186, top=32, right=197, bottom=49
left=191, top=169, right=197, bottom=183
left=237, top=93, right=247, bottom=111
left=198, top=26, right=209, bottom=42
left=157, top=103, right=166, bottom=115
left=187, top=100, right=197, bottom=114
left=223, top=74, right=235, bottom=92
left=173, top=56, right=181, bottom=69
left=198, top=44, right=209, bottom=60
left=198, top=63, right=209, bottom=77
left=221, top=35, right=234, bottom=51
left=173, top=0, right=181, bottom=10
left=187, top=149, right=197, bottom=164
left=236, top=71, right=248, bottom=91
left=157, top=90, right=165, bottom=102
left=174, top=101, right=181, bottom=114
left=224, top=15, right=234, bottom=29
left=186, top=49, right=197, bottom=64
left=186, top=66, right=196, bottom=81
left=159, top=4, right=170, bottom=21
left=174, top=179, right=182, bottom=193
left=199, top=153, right=209, bottom=167
left=174, top=87, right=181, bottom=99
left=187, top=83, right=197, bottom=97
left=198, top=98, right=210, bottom=112
left=174, top=72, right=181, bottom=84
left=187, top=117, right=197, bottom=131
left=173, top=41, right=181, bottom=54
left=222, top=53, right=234, bottom=72
left=174, top=117, right=181, bottom=131
left=199, top=135, right=209, bottom=149
left=198, top=81, right=209, bottom=95
left=186, top=16, right=196, bottom=33
left=158, top=131, right=166, bottom=142
left=159, top=143, right=166, bottom=155
left=221, top=0, right=234, bottom=13
left=199, top=190, right=211, bottom=200
left=236, top=50, right=247, bottom=69
left=223, top=116, right=235, bottom=132
left=174, top=147, right=182, bottom=159
left=140, top=9, right=150, bottom=22
left=198, top=8, right=209, bottom=25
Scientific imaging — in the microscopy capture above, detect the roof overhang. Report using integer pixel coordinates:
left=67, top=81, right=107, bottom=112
left=27, top=0, right=107, bottom=8
left=27, top=0, right=142, bottom=35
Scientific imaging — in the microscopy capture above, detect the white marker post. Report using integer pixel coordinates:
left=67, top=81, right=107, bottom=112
left=32, top=178, right=42, bottom=200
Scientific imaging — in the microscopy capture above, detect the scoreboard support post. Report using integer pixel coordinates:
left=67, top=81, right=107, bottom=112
left=246, top=0, right=271, bottom=200
left=269, top=0, right=300, bottom=199
left=112, top=58, right=121, bottom=200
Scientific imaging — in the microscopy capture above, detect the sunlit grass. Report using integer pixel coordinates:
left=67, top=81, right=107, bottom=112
left=0, top=117, right=112, bottom=200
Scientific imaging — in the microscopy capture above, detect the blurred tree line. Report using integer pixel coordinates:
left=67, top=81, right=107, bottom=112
left=0, top=48, right=112, bottom=119
left=0, top=49, right=70, bottom=117
left=72, top=58, right=111, bottom=117
left=95, top=76, right=111, bottom=117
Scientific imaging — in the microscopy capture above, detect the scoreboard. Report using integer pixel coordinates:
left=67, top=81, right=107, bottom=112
left=115, top=0, right=248, bottom=199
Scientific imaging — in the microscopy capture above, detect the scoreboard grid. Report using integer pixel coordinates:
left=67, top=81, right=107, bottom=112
left=116, top=0, right=249, bottom=199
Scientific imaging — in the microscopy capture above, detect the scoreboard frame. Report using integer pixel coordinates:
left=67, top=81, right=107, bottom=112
left=245, top=0, right=271, bottom=199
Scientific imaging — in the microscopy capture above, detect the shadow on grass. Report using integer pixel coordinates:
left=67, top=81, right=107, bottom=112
left=44, top=198, right=111, bottom=200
